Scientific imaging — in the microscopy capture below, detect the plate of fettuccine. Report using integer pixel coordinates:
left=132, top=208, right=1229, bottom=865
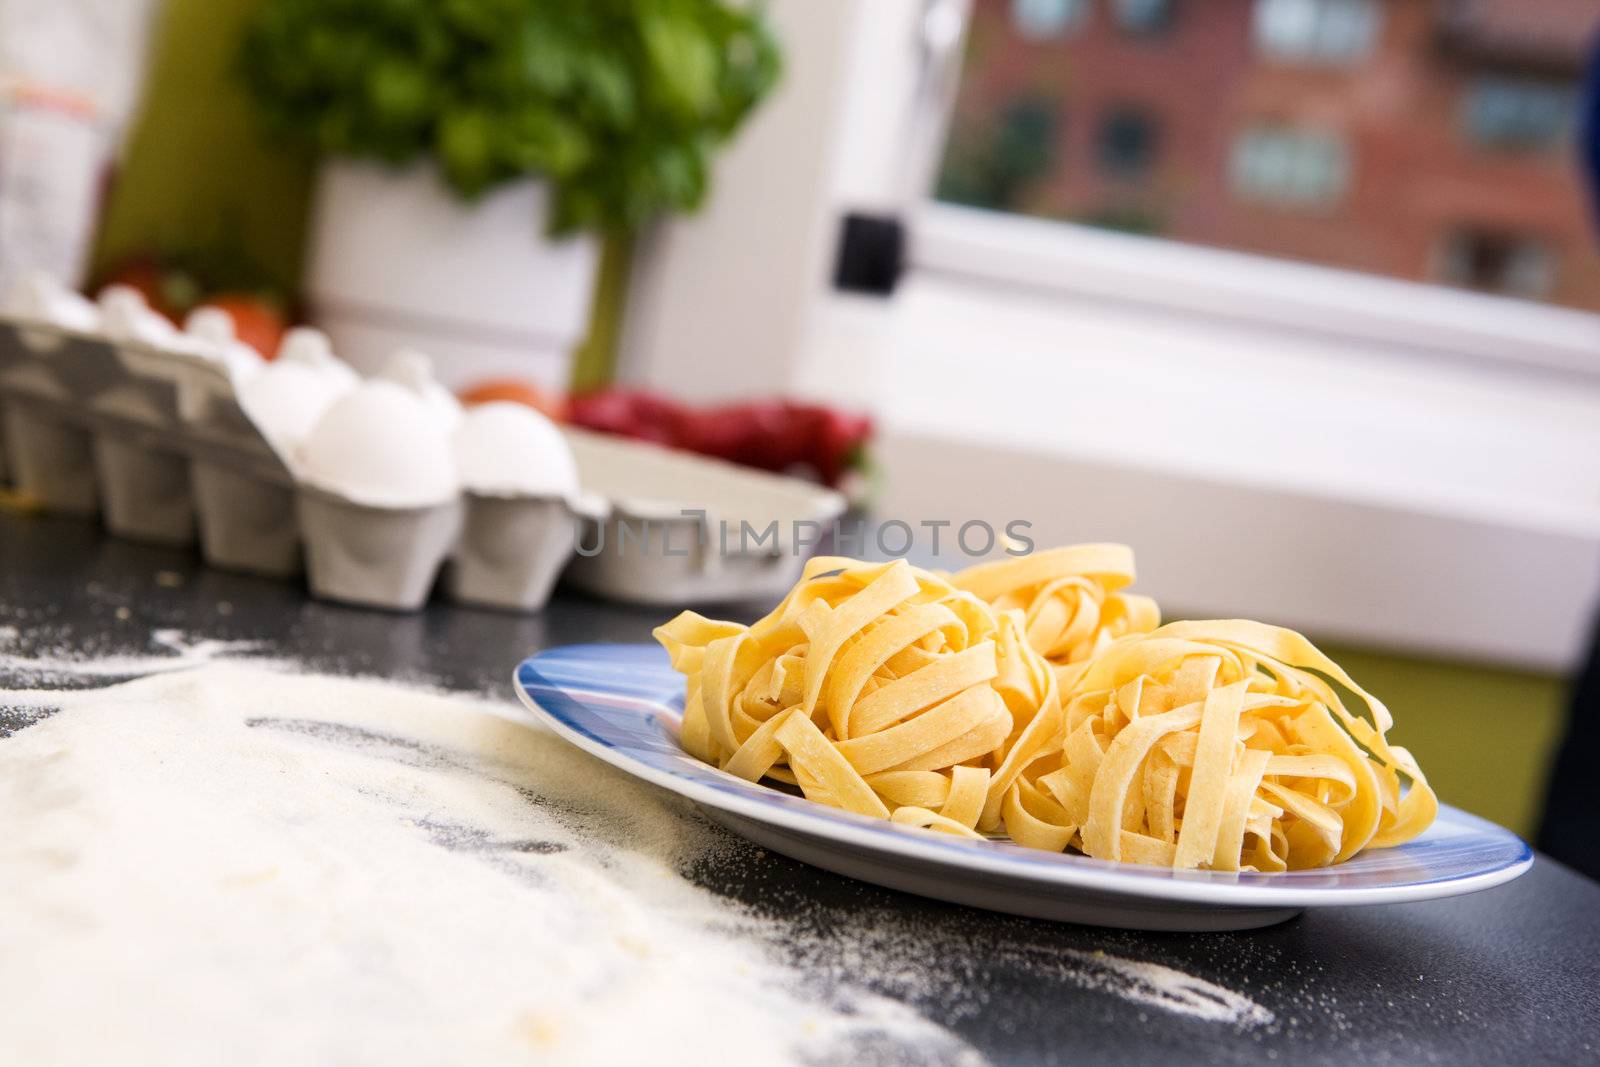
left=514, top=546, right=1531, bottom=931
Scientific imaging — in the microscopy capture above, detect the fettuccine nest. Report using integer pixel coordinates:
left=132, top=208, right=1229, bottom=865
left=655, top=546, right=1435, bottom=871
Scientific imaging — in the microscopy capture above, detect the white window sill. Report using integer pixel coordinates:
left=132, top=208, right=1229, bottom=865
left=798, top=219, right=1600, bottom=672
left=914, top=203, right=1600, bottom=382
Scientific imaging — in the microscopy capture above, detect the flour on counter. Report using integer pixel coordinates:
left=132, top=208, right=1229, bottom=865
left=1058, top=950, right=1276, bottom=1026
left=0, top=626, right=266, bottom=684
left=776, top=904, right=1277, bottom=1031
left=0, top=663, right=976, bottom=1067
left=0, top=658, right=1272, bottom=1066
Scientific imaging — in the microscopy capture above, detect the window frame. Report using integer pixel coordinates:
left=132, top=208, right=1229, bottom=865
left=1253, top=0, right=1383, bottom=66
left=1228, top=124, right=1352, bottom=208
left=1461, top=75, right=1580, bottom=153
left=914, top=0, right=1599, bottom=383
left=1434, top=228, right=1558, bottom=301
left=1112, top=0, right=1177, bottom=37
left=909, top=201, right=1600, bottom=383
left=1096, top=105, right=1161, bottom=178
left=1009, top=0, right=1090, bottom=40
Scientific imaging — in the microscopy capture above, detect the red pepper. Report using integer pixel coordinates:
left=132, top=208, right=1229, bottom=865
left=566, top=389, right=873, bottom=489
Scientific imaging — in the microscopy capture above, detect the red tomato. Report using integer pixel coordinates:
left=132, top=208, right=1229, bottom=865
left=199, top=294, right=287, bottom=359
left=458, top=379, right=567, bottom=421
left=100, top=259, right=177, bottom=322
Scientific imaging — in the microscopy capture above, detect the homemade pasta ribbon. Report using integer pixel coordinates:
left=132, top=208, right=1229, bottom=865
left=1035, top=619, right=1438, bottom=870
left=655, top=556, right=1054, bottom=836
left=656, top=547, right=1436, bottom=872
left=952, top=543, right=1160, bottom=685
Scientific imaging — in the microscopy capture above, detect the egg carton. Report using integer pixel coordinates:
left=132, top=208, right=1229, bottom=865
left=561, top=428, right=848, bottom=605
left=0, top=312, right=847, bottom=611
left=0, top=323, right=118, bottom=516
left=0, top=318, right=285, bottom=536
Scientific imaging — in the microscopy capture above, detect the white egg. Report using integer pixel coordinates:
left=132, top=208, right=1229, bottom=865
left=381, top=349, right=462, bottom=430
left=241, top=329, right=360, bottom=458
left=297, top=377, right=459, bottom=508
left=275, top=327, right=360, bottom=391
left=181, top=306, right=266, bottom=383
left=454, top=401, right=578, bottom=498
left=184, top=305, right=234, bottom=347
left=98, top=285, right=179, bottom=346
left=6, top=271, right=98, bottom=332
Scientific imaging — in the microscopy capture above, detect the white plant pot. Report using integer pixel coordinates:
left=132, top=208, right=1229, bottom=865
left=306, top=161, right=599, bottom=391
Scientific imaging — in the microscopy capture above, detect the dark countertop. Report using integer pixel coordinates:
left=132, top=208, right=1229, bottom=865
left=4, top=509, right=1598, bottom=1065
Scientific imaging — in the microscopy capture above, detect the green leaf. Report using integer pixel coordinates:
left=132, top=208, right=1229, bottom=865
left=576, top=52, right=634, bottom=128
left=640, top=9, right=717, bottom=121
left=437, top=107, right=496, bottom=196
left=513, top=19, right=575, bottom=94
left=366, top=60, right=432, bottom=129
left=503, top=106, right=591, bottom=175
left=238, top=0, right=783, bottom=233
left=440, top=0, right=512, bottom=43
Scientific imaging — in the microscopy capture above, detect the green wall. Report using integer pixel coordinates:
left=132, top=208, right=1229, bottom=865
left=92, top=0, right=313, bottom=291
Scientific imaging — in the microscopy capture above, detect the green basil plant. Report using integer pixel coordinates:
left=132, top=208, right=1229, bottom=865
left=239, top=0, right=781, bottom=235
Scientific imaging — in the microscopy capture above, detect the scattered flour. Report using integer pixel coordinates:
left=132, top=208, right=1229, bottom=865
left=1056, top=950, right=1276, bottom=1026
left=0, top=654, right=1273, bottom=1066
left=773, top=903, right=1277, bottom=1031
left=0, top=662, right=977, bottom=1066
left=0, top=627, right=266, bottom=683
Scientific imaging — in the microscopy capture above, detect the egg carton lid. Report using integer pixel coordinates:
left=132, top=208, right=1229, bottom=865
left=563, top=427, right=846, bottom=533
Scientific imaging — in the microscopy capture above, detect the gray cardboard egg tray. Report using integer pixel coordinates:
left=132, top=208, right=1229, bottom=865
left=0, top=318, right=848, bottom=612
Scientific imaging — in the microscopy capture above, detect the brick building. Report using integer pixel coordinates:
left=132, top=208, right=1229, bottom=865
left=939, top=0, right=1600, bottom=311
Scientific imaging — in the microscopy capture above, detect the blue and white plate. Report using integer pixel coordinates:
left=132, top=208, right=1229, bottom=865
left=514, top=643, right=1533, bottom=932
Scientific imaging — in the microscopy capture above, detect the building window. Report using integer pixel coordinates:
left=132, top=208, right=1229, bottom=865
left=1114, top=0, right=1176, bottom=36
left=1463, top=77, right=1577, bottom=152
left=1098, top=108, right=1160, bottom=177
left=937, top=0, right=1600, bottom=313
left=1230, top=126, right=1350, bottom=206
left=1011, top=0, right=1089, bottom=40
left=1253, top=0, right=1382, bottom=65
left=1436, top=229, right=1555, bottom=299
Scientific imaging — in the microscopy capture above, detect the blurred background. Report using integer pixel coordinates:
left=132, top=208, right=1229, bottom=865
left=944, top=0, right=1598, bottom=308
left=3, top=0, right=1599, bottom=848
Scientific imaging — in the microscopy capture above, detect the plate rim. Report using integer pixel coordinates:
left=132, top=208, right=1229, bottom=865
left=512, top=644, right=1534, bottom=909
